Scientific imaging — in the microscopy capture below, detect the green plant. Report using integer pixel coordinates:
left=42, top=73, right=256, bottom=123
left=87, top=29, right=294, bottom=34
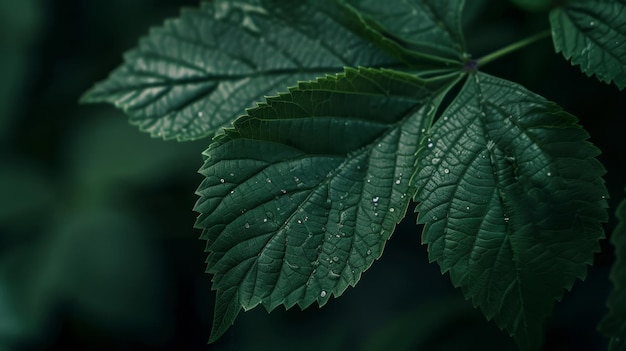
left=80, top=0, right=626, bottom=349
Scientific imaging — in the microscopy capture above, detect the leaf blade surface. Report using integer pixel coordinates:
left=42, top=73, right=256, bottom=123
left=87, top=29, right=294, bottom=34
left=600, top=189, right=626, bottom=351
left=343, top=0, right=467, bottom=61
left=81, top=0, right=404, bottom=141
left=550, top=0, right=626, bottom=89
left=412, top=72, right=608, bottom=350
left=194, top=67, right=460, bottom=341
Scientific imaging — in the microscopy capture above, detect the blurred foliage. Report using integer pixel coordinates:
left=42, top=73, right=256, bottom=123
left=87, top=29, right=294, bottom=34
left=0, top=0, right=624, bottom=350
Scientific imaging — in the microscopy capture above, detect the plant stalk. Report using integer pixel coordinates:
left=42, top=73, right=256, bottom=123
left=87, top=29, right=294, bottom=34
left=476, top=30, right=552, bottom=67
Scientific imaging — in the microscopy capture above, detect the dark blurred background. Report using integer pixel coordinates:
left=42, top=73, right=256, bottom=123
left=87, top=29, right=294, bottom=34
left=0, top=0, right=624, bottom=350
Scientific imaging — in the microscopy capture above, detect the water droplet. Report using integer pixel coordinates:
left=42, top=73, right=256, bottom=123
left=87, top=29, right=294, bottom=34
left=244, top=222, right=250, bottom=229
left=395, top=179, right=401, bottom=185
left=263, top=218, right=268, bottom=223
left=281, top=189, right=287, bottom=194
left=230, top=173, right=235, bottom=177
left=197, top=111, right=204, bottom=117
left=320, top=291, right=327, bottom=298
left=444, top=168, right=450, bottom=174
left=230, top=190, right=235, bottom=194
left=366, top=249, right=372, bottom=255
left=297, top=219, right=302, bottom=224
left=421, top=128, right=426, bottom=133
left=241, top=209, right=247, bottom=214
left=389, top=208, right=395, bottom=213
left=590, top=21, right=595, bottom=26
left=220, top=178, right=225, bottom=183
left=432, top=216, right=438, bottom=221
left=466, top=206, right=470, bottom=211
left=546, top=172, right=552, bottom=176
left=427, top=142, right=434, bottom=148
left=443, top=116, right=449, bottom=121
left=266, top=178, right=272, bottom=183
left=372, top=196, right=379, bottom=203
left=431, top=158, right=440, bottom=165
left=332, top=256, right=339, bottom=262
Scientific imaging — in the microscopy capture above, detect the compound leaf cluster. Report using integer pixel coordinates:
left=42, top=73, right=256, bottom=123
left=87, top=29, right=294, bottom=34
left=82, top=0, right=618, bottom=349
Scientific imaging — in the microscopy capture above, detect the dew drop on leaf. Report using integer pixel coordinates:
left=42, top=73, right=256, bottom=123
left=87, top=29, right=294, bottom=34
left=320, top=290, right=327, bottom=298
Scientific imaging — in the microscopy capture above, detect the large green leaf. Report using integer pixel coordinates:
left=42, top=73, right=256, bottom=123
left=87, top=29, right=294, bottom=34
left=412, top=72, right=608, bottom=350
left=550, top=0, right=626, bottom=89
left=194, top=67, right=460, bottom=342
left=342, top=0, right=467, bottom=62
left=80, top=0, right=404, bottom=141
left=600, top=189, right=626, bottom=351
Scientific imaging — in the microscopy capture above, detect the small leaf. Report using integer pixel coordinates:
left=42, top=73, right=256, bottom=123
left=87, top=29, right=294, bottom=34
left=81, top=0, right=403, bottom=141
left=599, top=188, right=626, bottom=351
left=343, top=0, right=467, bottom=62
left=412, top=72, right=608, bottom=350
left=510, top=0, right=553, bottom=12
left=194, top=67, right=461, bottom=342
left=550, top=0, right=626, bottom=89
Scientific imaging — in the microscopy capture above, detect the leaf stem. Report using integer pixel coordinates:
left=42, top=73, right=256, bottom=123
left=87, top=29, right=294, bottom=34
left=476, top=30, right=552, bottom=67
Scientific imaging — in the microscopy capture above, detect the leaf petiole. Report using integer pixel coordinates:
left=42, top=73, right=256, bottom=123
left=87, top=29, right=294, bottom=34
left=476, top=30, right=552, bottom=68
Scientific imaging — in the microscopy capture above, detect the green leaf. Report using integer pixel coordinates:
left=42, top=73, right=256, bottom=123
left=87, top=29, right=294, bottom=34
left=599, top=189, right=626, bottom=351
left=412, top=72, right=608, bottom=350
left=194, top=67, right=460, bottom=342
left=342, top=0, right=467, bottom=62
left=510, top=0, right=553, bottom=12
left=80, top=0, right=404, bottom=141
left=550, top=0, right=626, bottom=89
